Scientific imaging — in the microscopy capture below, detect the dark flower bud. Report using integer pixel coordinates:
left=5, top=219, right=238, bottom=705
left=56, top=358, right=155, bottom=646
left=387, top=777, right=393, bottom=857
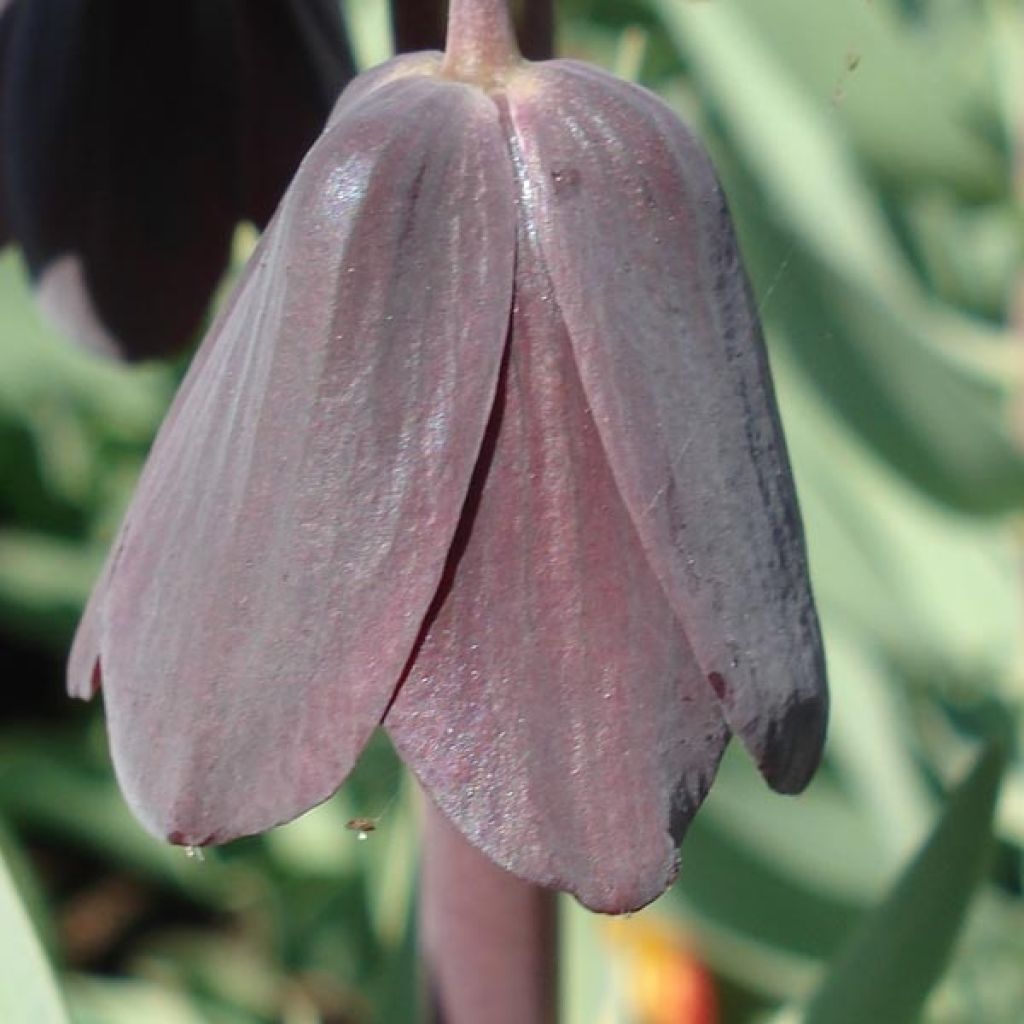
left=1, top=0, right=353, bottom=359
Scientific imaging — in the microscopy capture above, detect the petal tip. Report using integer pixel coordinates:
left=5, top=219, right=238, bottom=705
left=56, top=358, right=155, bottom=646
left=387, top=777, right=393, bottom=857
left=35, top=254, right=125, bottom=359
left=569, top=844, right=681, bottom=916
left=757, top=687, right=829, bottom=795
left=67, top=655, right=101, bottom=700
left=68, top=605, right=103, bottom=699
left=164, top=829, right=219, bottom=849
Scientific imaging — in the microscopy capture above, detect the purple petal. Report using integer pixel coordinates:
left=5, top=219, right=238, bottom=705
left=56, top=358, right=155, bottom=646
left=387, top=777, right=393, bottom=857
left=386, top=229, right=729, bottom=915
left=78, top=74, right=516, bottom=845
left=68, top=555, right=105, bottom=699
left=505, top=63, right=827, bottom=793
left=326, top=53, right=444, bottom=129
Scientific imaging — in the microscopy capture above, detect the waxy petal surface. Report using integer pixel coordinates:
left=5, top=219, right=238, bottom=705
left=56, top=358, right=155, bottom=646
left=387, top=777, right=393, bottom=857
left=76, top=76, right=516, bottom=845
left=386, top=229, right=729, bottom=914
left=506, top=63, right=827, bottom=792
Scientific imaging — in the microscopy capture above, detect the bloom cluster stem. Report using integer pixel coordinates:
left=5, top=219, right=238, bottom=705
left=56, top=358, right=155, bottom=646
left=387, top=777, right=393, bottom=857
left=421, top=797, right=558, bottom=1024
left=442, top=0, right=521, bottom=82
left=391, top=0, right=552, bottom=58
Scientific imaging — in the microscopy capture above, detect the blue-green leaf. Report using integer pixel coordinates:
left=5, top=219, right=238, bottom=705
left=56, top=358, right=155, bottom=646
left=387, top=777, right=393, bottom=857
left=803, top=743, right=1005, bottom=1024
left=0, top=849, right=69, bottom=1024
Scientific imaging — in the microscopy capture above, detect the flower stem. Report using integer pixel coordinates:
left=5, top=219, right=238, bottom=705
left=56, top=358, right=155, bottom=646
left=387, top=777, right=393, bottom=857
left=421, top=798, right=558, bottom=1024
left=442, top=0, right=521, bottom=83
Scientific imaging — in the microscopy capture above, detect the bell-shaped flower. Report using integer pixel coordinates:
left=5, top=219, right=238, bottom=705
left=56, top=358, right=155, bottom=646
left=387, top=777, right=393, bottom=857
left=0, top=0, right=353, bottom=359
left=69, top=4, right=827, bottom=913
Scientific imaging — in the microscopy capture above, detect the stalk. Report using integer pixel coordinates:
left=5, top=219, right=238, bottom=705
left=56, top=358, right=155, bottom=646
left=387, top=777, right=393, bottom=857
left=421, top=798, right=558, bottom=1024
left=442, top=0, right=521, bottom=82
left=423, top=3, right=555, bottom=1020
left=391, top=0, right=553, bottom=64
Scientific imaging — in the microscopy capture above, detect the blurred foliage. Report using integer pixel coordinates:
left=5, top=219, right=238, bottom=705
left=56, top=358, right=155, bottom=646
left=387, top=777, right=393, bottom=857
left=0, top=0, right=1021, bottom=1022
left=802, top=743, right=1003, bottom=1024
left=0, top=844, right=69, bottom=1023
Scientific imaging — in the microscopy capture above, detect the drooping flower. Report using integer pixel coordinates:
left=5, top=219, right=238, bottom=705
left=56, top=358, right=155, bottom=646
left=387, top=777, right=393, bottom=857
left=69, top=0, right=827, bottom=913
left=0, top=0, right=353, bottom=359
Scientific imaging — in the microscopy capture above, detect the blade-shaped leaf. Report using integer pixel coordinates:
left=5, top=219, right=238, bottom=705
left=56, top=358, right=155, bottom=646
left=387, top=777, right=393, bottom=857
left=803, top=742, right=1004, bottom=1024
left=0, top=847, right=69, bottom=1024
left=724, top=0, right=1001, bottom=191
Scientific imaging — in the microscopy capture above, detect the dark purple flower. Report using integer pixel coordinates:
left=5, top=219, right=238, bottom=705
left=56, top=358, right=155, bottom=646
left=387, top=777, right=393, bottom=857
left=69, top=6, right=827, bottom=913
left=0, top=0, right=353, bottom=359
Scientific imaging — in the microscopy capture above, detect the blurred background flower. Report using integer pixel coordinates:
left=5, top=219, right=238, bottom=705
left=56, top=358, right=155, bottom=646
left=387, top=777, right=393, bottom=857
left=0, top=0, right=353, bottom=359
left=0, top=1, right=1022, bottom=1022
left=601, top=917, right=718, bottom=1024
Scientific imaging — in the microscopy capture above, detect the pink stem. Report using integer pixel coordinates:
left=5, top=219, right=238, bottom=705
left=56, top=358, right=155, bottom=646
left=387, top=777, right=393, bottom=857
left=391, top=0, right=553, bottom=62
left=420, top=798, right=558, bottom=1024
left=442, top=0, right=521, bottom=81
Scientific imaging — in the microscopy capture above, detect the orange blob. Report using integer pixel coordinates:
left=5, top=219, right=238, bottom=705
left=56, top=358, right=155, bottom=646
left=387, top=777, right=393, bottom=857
left=605, top=917, right=718, bottom=1024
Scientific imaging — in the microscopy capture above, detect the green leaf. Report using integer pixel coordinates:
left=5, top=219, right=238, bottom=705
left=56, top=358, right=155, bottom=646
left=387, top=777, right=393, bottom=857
left=371, top=887, right=420, bottom=1024
left=656, top=0, right=910, bottom=298
left=655, top=0, right=1024, bottom=514
left=0, top=733, right=236, bottom=905
left=0, top=532, right=105, bottom=646
left=772, top=347, right=1024, bottom=691
left=0, top=253, right=170, bottom=441
left=562, top=897, right=621, bottom=1024
left=816, top=625, right=934, bottom=869
left=665, top=763, right=865, bottom=1000
left=716, top=0, right=1002, bottom=191
left=803, top=743, right=1005, bottom=1024
left=0, top=848, right=70, bottom=1024
left=702, top=733, right=904, bottom=905
left=717, top=146, right=1024, bottom=514
left=66, top=978, right=228, bottom=1024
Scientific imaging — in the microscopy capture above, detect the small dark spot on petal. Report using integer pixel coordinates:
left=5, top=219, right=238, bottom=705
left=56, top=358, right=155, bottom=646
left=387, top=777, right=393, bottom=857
left=708, top=672, right=729, bottom=702
left=550, top=166, right=581, bottom=197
